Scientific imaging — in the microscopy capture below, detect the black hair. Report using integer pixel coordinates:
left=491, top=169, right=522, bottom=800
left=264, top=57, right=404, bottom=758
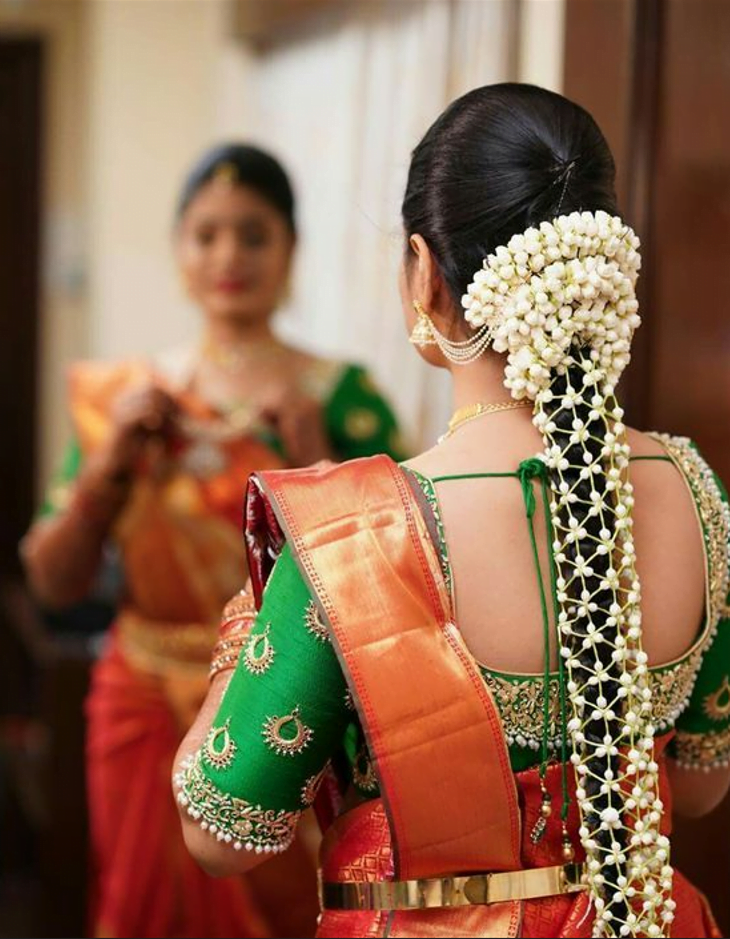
left=176, top=143, right=296, bottom=235
left=403, top=83, right=631, bottom=920
left=402, top=82, right=618, bottom=308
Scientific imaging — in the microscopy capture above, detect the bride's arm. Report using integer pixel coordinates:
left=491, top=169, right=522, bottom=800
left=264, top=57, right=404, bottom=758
left=173, top=549, right=351, bottom=877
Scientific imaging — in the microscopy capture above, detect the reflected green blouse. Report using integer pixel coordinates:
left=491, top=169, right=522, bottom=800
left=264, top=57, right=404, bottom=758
left=177, top=436, right=730, bottom=854
left=41, top=362, right=406, bottom=518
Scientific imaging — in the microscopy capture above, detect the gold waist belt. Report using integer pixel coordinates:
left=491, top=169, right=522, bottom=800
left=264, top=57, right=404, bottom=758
left=320, top=862, right=585, bottom=911
left=117, top=609, right=218, bottom=674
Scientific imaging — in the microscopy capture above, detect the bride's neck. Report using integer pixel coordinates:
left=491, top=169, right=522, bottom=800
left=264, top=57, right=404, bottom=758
left=448, top=352, right=513, bottom=410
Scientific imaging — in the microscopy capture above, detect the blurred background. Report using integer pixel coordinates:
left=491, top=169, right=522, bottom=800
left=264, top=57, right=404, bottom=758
left=0, top=0, right=728, bottom=936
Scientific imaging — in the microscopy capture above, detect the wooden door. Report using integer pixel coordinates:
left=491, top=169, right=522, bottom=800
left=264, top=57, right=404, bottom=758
left=0, top=38, right=42, bottom=578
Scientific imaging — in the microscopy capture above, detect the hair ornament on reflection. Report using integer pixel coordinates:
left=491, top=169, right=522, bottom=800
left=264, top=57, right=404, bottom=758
left=212, top=161, right=238, bottom=187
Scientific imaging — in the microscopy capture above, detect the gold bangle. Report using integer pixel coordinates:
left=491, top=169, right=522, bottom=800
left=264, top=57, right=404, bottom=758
left=209, top=657, right=239, bottom=682
left=209, top=633, right=249, bottom=681
left=208, top=589, right=257, bottom=681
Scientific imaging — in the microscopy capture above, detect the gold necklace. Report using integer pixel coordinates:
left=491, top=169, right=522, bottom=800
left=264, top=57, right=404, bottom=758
left=202, top=335, right=285, bottom=373
left=441, top=399, right=533, bottom=441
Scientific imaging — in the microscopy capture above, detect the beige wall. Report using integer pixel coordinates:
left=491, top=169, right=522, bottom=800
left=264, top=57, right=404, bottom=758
left=85, top=0, right=252, bottom=360
left=518, top=0, right=566, bottom=92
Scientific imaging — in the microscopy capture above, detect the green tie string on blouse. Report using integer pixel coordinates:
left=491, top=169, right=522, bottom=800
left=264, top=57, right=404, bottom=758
left=431, top=459, right=572, bottom=823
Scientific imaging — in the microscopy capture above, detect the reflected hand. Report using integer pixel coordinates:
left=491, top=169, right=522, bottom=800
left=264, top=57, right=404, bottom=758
left=100, top=381, right=179, bottom=480
left=259, top=386, right=334, bottom=467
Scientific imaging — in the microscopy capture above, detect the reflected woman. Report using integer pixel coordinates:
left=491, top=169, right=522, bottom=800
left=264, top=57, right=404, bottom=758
left=22, top=144, right=403, bottom=939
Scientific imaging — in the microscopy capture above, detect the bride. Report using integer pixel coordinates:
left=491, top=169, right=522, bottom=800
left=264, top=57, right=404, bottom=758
left=174, top=84, right=729, bottom=939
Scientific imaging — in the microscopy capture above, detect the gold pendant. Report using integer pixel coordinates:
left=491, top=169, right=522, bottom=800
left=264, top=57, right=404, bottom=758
left=243, top=622, right=275, bottom=675
left=529, top=816, right=547, bottom=843
left=530, top=785, right=552, bottom=843
left=203, top=717, right=237, bottom=770
left=304, top=600, right=330, bottom=642
left=262, top=706, right=313, bottom=757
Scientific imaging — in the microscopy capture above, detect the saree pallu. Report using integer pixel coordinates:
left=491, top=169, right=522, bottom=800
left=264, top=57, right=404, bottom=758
left=246, top=455, right=721, bottom=939
left=73, top=362, right=319, bottom=939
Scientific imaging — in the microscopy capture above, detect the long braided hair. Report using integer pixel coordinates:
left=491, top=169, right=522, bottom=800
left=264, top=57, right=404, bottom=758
left=403, top=84, right=672, bottom=937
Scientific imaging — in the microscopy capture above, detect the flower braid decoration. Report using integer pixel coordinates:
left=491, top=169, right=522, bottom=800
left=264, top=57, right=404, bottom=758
left=462, top=211, right=674, bottom=938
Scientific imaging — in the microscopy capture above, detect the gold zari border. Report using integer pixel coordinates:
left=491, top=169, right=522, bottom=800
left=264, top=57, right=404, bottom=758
left=177, top=752, right=299, bottom=852
left=673, top=725, right=730, bottom=769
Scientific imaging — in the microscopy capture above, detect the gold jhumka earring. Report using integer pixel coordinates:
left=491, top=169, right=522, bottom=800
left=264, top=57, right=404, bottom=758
left=409, top=300, right=438, bottom=348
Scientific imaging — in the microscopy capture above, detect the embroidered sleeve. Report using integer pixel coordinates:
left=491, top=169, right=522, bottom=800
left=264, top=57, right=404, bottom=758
left=175, top=544, right=351, bottom=853
left=324, top=365, right=408, bottom=461
left=663, top=440, right=730, bottom=770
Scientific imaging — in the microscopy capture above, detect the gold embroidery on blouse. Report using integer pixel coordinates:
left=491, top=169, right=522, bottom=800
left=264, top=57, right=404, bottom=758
left=176, top=753, right=299, bottom=852
left=358, top=371, right=379, bottom=396
left=389, top=427, right=406, bottom=456
left=652, top=435, right=730, bottom=633
left=203, top=718, right=237, bottom=771
left=344, top=408, right=380, bottom=441
left=301, top=766, right=327, bottom=807
left=48, top=480, right=74, bottom=514
left=262, top=706, right=313, bottom=757
left=673, top=725, right=730, bottom=769
left=352, top=744, right=379, bottom=793
left=482, top=671, right=560, bottom=750
left=304, top=600, right=330, bottom=642
left=651, top=651, right=706, bottom=728
left=484, top=654, right=707, bottom=748
left=703, top=677, right=730, bottom=722
left=243, top=622, right=275, bottom=675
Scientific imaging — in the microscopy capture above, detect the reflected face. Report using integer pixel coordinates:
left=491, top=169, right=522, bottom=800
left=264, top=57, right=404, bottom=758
left=176, top=181, right=294, bottom=326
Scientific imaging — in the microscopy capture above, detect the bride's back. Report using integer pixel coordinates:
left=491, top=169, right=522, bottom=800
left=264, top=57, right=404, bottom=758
left=408, top=417, right=706, bottom=674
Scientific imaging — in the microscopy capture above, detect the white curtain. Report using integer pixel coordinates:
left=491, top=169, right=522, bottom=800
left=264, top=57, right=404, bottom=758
left=241, top=0, right=519, bottom=448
